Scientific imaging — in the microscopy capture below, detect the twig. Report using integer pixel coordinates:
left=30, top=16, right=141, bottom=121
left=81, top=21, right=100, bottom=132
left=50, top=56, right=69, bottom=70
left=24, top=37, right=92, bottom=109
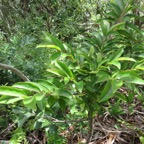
left=0, top=123, right=15, bottom=136
left=44, top=115, right=88, bottom=123
left=86, top=111, right=94, bottom=144
left=0, top=63, right=30, bottom=81
left=30, top=132, right=42, bottom=144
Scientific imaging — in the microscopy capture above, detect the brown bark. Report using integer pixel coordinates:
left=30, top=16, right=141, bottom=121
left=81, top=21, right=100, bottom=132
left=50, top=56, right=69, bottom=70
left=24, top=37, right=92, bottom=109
left=0, top=63, right=30, bottom=82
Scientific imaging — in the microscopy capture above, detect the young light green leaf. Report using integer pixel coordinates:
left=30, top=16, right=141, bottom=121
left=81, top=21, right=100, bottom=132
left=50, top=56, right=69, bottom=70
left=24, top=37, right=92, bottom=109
left=0, top=96, right=23, bottom=104
left=117, top=57, right=136, bottom=62
left=36, top=44, right=61, bottom=51
left=0, top=86, right=27, bottom=97
left=135, top=66, right=144, bottom=70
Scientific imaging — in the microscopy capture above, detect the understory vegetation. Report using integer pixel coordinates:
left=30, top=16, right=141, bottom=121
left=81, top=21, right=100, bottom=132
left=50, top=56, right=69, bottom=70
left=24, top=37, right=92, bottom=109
left=0, top=0, right=144, bottom=143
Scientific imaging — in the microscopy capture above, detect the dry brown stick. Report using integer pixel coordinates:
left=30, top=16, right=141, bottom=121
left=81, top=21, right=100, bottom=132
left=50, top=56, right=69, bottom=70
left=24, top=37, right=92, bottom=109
left=0, top=63, right=30, bottom=81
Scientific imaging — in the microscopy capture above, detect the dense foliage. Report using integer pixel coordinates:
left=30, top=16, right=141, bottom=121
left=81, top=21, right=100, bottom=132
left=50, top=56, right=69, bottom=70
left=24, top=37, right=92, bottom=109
left=0, top=0, right=144, bottom=143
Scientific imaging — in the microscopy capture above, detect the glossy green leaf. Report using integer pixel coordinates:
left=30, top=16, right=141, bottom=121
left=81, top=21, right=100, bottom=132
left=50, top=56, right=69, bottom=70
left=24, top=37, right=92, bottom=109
left=109, top=2, right=122, bottom=15
left=37, top=80, right=57, bottom=92
left=52, top=89, right=72, bottom=97
left=47, top=96, right=58, bottom=107
left=121, top=77, right=144, bottom=85
left=117, top=29, right=131, bottom=38
left=88, top=46, right=95, bottom=57
left=50, top=52, right=61, bottom=61
left=114, top=0, right=125, bottom=9
left=94, top=71, right=111, bottom=84
left=18, top=113, right=32, bottom=127
left=109, top=49, right=124, bottom=61
left=56, top=61, right=74, bottom=79
left=13, top=82, right=42, bottom=93
left=75, top=81, right=84, bottom=93
left=58, top=98, right=67, bottom=111
left=37, top=99, right=45, bottom=111
left=47, top=69, right=67, bottom=77
left=115, top=92, right=127, bottom=102
left=0, top=86, right=27, bottom=97
left=116, top=71, right=144, bottom=84
left=99, top=80, right=123, bottom=102
left=116, top=71, right=139, bottom=78
left=34, top=93, right=45, bottom=101
left=101, top=21, right=109, bottom=36
left=127, top=22, right=143, bottom=33
left=108, top=60, right=121, bottom=69
left=109, top=22, right=124, bottom=32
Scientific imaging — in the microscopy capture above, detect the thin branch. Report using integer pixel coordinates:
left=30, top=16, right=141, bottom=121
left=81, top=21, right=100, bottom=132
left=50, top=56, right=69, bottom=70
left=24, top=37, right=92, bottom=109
left=44, top=115, right=88, bottom=123
left=0, top=63, right=30, bottom=81
left=86, top=111, right=94, bottom=144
